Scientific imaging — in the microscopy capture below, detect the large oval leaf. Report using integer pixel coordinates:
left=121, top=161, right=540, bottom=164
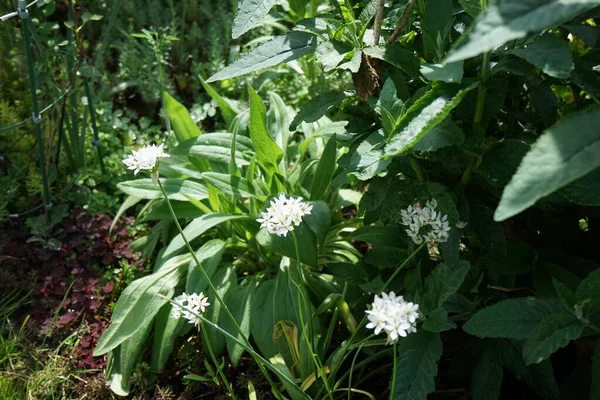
left=117, top=178, right=208, bottom=201
left=232, top=0, right=278, bottom=39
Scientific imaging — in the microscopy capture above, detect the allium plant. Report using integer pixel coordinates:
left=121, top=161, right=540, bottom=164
left=122, top=143, right=170, bottom=175
left=365, top=292, right=421, bottom=344
left=256, top=194, right=313, bottom=237
left=400, top=199, right=450, bottom=245
left=171, top=292, right=210, bottom=325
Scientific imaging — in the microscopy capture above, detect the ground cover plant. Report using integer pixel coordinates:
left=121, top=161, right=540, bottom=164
left=2, top=0, right=600, bottom=399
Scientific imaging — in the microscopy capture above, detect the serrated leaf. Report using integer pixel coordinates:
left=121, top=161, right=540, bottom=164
left=506, top=34, right=574, bottom=79
left=232, top=0, right=278, bottom=39
left=445, top=0, right=599, bottom=63
left=472, top=350, right=503, bottom=400
left=422, top=308, right=456, bottom=332
left=384, top=83, right=476, bottom=157
left=290, top=92, right=349, bottom=130
left=376, top=78, right=404, bottom=135
left=423, top=260, right=470, bottom=312
left=463, top=298, right=565, bottom=340
left=522, top=313, right=584, bottom=365
left=412, top=117, right=464, bottom=152
left=207, top=32, right=317, bottom=82
left=339, top=130, right=391, bottom=180
left=117, top=179, right=208, bottom=201
left=392, top=332, right=443, bottom=400
left=420, top=62, right=464, bottom=83
left=494, top=106, right=600, bottom=221
left=363, top=44, right=421, bottom=76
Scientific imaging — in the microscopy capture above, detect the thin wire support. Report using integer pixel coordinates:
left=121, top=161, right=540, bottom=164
left=83, top=77, right=106, bottom=174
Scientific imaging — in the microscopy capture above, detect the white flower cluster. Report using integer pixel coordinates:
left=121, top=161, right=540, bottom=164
left=256, top=194, right=313, bottom=237
left=123, top=143, right=170, bottom=175
left=400, top=199, right=450, bottom=244
left=365, top=292, right=420, bottom=344
left=171, top=292, right=210, bottom=325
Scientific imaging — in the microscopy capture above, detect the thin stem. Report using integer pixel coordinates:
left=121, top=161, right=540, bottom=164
left=156, top=179, right=281, bottom=394
left=372, top=0, right=385, bottom=46
left=381, top=243, right=426, bottom=293
left=389, top=344, right=398, bottom=400
left=409, top=156, right=425, bottom=182
left=83, top=77, right=106, bottom=174
left=201, top=327, right=237, bottom=399
left=385, top=0, right=417, bottom=45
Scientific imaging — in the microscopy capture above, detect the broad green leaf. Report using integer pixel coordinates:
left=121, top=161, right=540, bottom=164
left=232, top=0, right=278, bottom=39
left=339, top=130, right=391, bottom=180
left=412, top=117, right=464, bottom=152
left=375, top=79, right=404, bottom=135
left=207, top=32, right=317, bottom=82
left=463, top=298, right=564, bottom=340
left=593, top=340, right=600, bottom=400
left=564, top=24, right=600, bottom=47
left=94, top=258, right=186, bottom=355
left=420, top=62, right=464, bottom=83
left=522, top=313, right=584, bottom=365
left=171, top=133, right=252, bottom=166
left=162, top=214, right=248, bottom=259
left=494, top=106, right=600, bottom=221
left=311, top=134, right=337, bottom=200
left=198, top=75, right=239, bottom=127
left=422, top=308, right=457, bottom=332
left=576, top=268, right=600, bottom=320
left=505, top=34, right=574, bottom=79
left=314, top=40, right=352, bottom=71
left=267, top=92, right=294, bottom=153
left=472, top=350, right=503, bottom=400
left=290, top=92, right=349, bottom=131
left=150, top=303, right=183, bottom=372
left=251, top=280, right=278, bottom=359
left=303, top=201, right=331, bottom=248
left=459, top=0, right=482, bottom=17
left=223, top=279, right=255, bottom=366
left=202, top=172, right=259, bottom=198
left=423, top=260, right=470, bottom=312
left=106, top=319, right=152, bottom=396
left=445, top=0, right=599, bottom=63
left=256, top=223, right=319, bottom=267
left=117, top=179, right=208, bottom=201
left=560, top=169, right=600, bottom=206
left=205, top=266, right=237, bottom=356
left=159, top=156, right=205, bottom=179
left=144, top=201, right=205, bottom=221
left=363, top=44, right=421, bottom=77
left=552, top=278, right=577, bottom=311
left=248, top=86, right=283, bottom=179
left=384, top=83, right=477, bottom=157
left=163, top=92, right=202, bottom=142
left=186, top=239, right=225, bottom=295
left=392, top=331, right=443, bottom=400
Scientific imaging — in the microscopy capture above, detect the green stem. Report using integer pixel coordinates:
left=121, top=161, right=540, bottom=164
left=201, top=326, right=236, bottom=399
left=83, top=77, right=106, bottom=174
left=20, top=2, right=51, bottom=217
left=156, top=179, right=281, bottom=395
left=409, top=156, right=425, bottom=182
left=381, top=243, right=426, bottom=293
left=389, top=343, right=398, bottom=400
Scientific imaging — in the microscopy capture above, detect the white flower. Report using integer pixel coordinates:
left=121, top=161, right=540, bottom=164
left=365, top=291, right=421, bottom=344
left=399, top=199, right=451, bottom=245
left=123, top=143, right=170, bottom=175
left=171, top=292, right=210, bottom=325
left=257, top=194, right=313, bottom=237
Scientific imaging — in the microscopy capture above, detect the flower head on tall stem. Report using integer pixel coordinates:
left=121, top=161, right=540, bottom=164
left=171, top=292, right=210, bottom=325
left=400, top=198, right=450, bottom=245
left=365, top=291, right=421, bottom=344
left=256, top=194, right=313, bottom=237
left=123, top=143, right=170, bottom=175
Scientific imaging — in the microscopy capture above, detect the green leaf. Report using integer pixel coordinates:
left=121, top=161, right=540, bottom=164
left=375, top=79, right=404, bottom=135
left=171, top=133, right=252, bottom=166
left=459, top=0, right=482, bottom=17
left=471, top=350, right=503, bottom=400
left=463, top=298, right=565, bottom=340
left=198, top=75, right=239, bottom=127
left=150, top=303, right=183, bottom=372
left=207, top=32, right=317, bottom=82
left=445, top=0, right=598, bottom=63
left=423, top=260, right=470, bottom=312
left=117, top=179, right=208, bottom=201
left=592, top=340, right=600, bottom=400
left=256, top=223, right=319, bottom=267
left=314, top=40, right=352, bottom=72
left=552, top=278, right=577, bottom=311
left=422, top=308, right=457, bottom=332
left=392, top=331, right=443, bottom=400
left=311, top=134, right=337, bottom=200
left=420, top=0, right=454, bottom=60
left=290, top=92, right=349, bottom=131
left=163, top=92, right=202, bottom=142
left=251, top=280, right=278, bottom=359
left=505, top=34, right=574, bottom=79
left=94, top=257, right=186, bottom=355
left=186, top=239, right=225, bottom=295
left=223, top=279, right=255, bottom=366
left=494, top=106, right=600, bottom=221
left=267, top=92, right=294, bottom=153
left=106, top=319, right=152, bottom=396
left=576, top=268, right=600, bottom=318
left=564, top=24, right=600, bottom=47
left=384, top=83, right=477, bottom=157
left=339, top=130, right=391, bottom=180
left=205, top=266, right=237, bottom=356
left=162, top=214, right=249, bottom=259
left=248, top=86, right=283, bottom=178
left=412, top=117, right=464, bottom=152
left=363, top=44, right=421, bottom=77
left=560, top=169, right=600, bottom=206
left=202, top=172, right=259, bottom=198
left=420, top=62, right=464, bottom=83
left=232, top=0, right=278, bottom=39
left=144, top=200, right=205, bottom=221
left=522, top=313, right=584, bottom=365
left=303, top=201, right=331, bottom=248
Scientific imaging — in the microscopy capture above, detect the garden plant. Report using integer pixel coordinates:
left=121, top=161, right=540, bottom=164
left=1, top=0, right=600, bottom=399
